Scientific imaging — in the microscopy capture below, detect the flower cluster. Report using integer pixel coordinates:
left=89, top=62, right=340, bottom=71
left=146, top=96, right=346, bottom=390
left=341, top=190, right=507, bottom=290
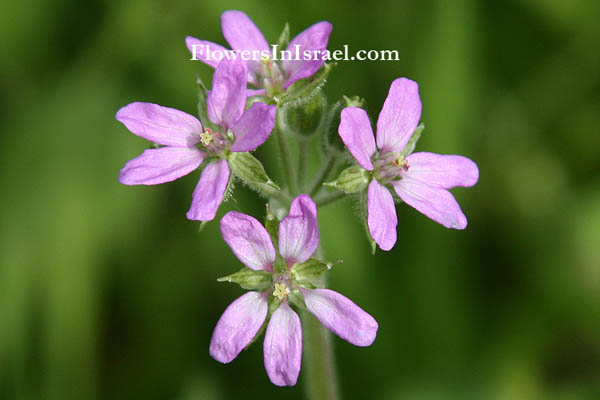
left=115, top=9, right=478, bottom=387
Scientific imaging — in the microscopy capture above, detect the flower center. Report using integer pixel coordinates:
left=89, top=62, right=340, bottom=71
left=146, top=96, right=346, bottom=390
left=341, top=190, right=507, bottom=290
left=273, top=282, right=290, bottom=301
left=197, top=128, right=229, bottom=155
left=373, top=152, right=409, bottom=183
left=258, top=56, right=285, bottom=97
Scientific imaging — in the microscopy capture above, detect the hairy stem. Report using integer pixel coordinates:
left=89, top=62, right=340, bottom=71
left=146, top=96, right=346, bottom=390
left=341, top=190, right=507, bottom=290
left=274, top=112, right=298, bottom=195
left=301, top=245, right=339, bottom=400
left=301, top=309, right=340, bottom=400
left=315, top=191, right=346, bottom=207
left=308, top=157, right=337, bottom=197
left=298, top=139, right=310, bottom=192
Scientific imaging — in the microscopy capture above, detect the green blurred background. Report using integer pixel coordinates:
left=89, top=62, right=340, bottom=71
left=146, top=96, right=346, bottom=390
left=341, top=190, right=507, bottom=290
left=1, top=0, right=599, bottom=399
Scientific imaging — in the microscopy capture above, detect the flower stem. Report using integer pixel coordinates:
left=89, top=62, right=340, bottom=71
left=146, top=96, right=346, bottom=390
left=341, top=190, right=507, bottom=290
left=301, top=308, right=340, bottom=400
left=298, top=138, right=310, bottom=191
left=315, top=191, right=346, bottom=207
left=302, top=244, right=339, bottom=400
left=308, top=157, right=337, bottom=197
left=274, top=112, right=298, bottom=195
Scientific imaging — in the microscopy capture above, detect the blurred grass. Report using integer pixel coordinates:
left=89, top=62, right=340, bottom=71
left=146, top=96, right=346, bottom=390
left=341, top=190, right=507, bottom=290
left=1, top=0, right=599, bottom=399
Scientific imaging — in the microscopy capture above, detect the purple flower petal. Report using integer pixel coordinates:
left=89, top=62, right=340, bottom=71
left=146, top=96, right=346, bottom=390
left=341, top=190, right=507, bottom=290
left=116, top=102, right=202, bottom=147
left=392, top=177, right=468, bottom=229
left=405, top=152, right=479, bottom=189
left=339, top=107, right=376, bottom=170
left=207, top=58, right=247, bottom=130
left=302, top=288, right=378, bottom=347
left=221, top=10, right=270, bottom=52
left=221, top=10, right=270, bottom=85
left=186, top=159, right=230, bottom=221
left=220, top=211, right=276, bottom=271
left=367, top=180, right=397, bottom=251
left=118, top=147, right=204, bottom=185
left=185, top=36, right=232, bottom=69
left=263, top=302, right=302, bottom=386
left=376, top=78, right=422, bottom=154
left=230, top=102, right=276, bottom=152
left=281, top=21, right=332, bottom=89
left=210, top=291, right=269, bottom=364
left=278, top=194, right=319, bottom=265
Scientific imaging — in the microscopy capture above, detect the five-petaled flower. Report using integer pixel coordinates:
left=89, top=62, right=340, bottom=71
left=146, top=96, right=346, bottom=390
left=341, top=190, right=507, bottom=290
left=116, top=57, right=276, bottom=221
left=338, top=78, right=479, bottom=251
left=211, top=194, right=378, bottom=386
left=186, top=10, right=332, bottom=97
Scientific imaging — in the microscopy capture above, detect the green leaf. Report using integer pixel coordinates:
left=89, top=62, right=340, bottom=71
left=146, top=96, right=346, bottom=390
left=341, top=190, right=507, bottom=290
left=217, top=268, right=272, bottom=291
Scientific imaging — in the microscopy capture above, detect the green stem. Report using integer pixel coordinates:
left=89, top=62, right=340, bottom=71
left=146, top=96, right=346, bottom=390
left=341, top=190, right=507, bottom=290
left=301, top=309, right=340, bottom=400
left=302, top=246, right=339, bottom=400
left=298, top=139, right=310, bottom=192
left=308, top=157, right=337, bottom=197
left=274, top=112, right=298, bottom=195
left=315, top=191, right=346, bottom=207
left=254, top=183, right=291, bottom=205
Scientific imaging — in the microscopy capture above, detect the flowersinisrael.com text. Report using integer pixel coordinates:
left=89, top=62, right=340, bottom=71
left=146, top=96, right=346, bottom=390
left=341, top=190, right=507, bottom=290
left=189, top=44, right=399, bottom=62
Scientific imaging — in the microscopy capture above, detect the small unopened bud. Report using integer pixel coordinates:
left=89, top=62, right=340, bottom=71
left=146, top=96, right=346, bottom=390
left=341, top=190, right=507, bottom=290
left=324, top=165, right=370, bottom=193
left=281, top=89, right=326, bottom=137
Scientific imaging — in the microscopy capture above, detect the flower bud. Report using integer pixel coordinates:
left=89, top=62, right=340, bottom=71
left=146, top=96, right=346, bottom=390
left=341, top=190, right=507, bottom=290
left=228, top=152, right=280, bottom=191
left=324, top=165, right=370, bottom=193
left=323, top=95, right=366, bottom=155
left=280, top=89, right=326, bottom=137
left=217, top=268, right=272, bottom=291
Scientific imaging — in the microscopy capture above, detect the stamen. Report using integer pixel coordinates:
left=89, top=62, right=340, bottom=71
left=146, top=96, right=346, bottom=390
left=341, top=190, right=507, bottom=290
left=273, top=282, right=289, bottom=301
left=200, top=129, right=214, bottom=146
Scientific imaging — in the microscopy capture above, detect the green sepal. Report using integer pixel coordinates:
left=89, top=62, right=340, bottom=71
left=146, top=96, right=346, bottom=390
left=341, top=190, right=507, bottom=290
left=272, top=254, right=288, bottom=274
left=228, top=152, right=280, bottom=191
left=279, top=63, right=335, bottom=105
left=399, top=122, right=424, bottom=158
left=276, top=23, right=290, bottom=50
left=324, top=165, right=370, bottom=193
left=217, top=268, right=272, bottom=291
left=197, top=220, right=209, bottom=232
left=291, top=258, right=338, bottom=289
left=196, top=75, right=217, bottom=131
left=265, top=204, right=280, bottom=248
left=288, top=289, right=307, bottom=310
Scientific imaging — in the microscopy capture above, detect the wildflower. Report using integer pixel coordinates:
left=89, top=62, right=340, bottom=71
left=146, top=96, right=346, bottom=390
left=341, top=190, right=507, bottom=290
left=338, top=78, right=479, bottom=251
left=211, top=194, right=378, bottom=386
left=186, top=10, right=332, bottom=96
left=117, top=57, right=276, bottom=221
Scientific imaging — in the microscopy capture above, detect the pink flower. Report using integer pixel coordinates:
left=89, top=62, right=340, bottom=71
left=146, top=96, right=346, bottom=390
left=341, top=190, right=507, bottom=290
left=211, top=194, right=378, bottom=386
left=116, top=57, right=276, bottom=221
left=186, top=10, right=332, bottom=96
left=338, top=78, right=479, bottom=251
